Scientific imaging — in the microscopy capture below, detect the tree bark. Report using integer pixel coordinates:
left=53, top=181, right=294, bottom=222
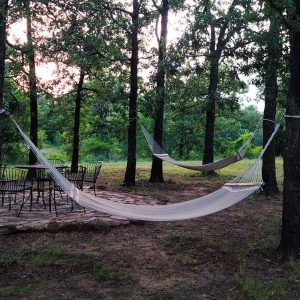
left=280, top=20, right=300, bottom=257
left=150, top=0, right=168, bottom=183
left=71, top=69, right=85, bottom=173
left=262, top=17, right=280, bottom=195
left=25, top=0, right=38, bottom=170
left=202, top=25, right=220, bottom=175
left=0, top=0, right=8, bottom=164
left=123, top=0, right=139, bottom=186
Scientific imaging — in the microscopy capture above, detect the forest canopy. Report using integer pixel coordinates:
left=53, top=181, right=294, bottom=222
left=0, top=0, right=286, bottom=165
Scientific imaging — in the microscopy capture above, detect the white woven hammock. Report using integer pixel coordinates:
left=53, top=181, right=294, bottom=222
left=1, top=109, right=280, bottom=222
left=141, top=124, right=255, bottom=171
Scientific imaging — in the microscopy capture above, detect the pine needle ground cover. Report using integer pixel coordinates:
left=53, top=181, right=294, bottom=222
left=1, top=159, right=297, bottom=300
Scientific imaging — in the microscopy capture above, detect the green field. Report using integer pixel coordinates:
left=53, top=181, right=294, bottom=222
left=101, top=158, right=284, bottom=191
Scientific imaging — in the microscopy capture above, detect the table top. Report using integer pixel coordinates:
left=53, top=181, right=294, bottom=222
left=15, top=164, right=68, bottom=170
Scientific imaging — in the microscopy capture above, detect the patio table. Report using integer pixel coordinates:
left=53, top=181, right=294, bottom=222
left=15, top=164, right=68, bottom=170
left=15, top=164, right=68, bottom=205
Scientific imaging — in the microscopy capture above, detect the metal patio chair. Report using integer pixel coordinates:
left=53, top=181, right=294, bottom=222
left=0, top=167, right=33, bottom=216
left=82, top=161, right=103, bottom=195
left=49, top=166, right=86, bottom=216
left=34, top=159, right=66, bottom=206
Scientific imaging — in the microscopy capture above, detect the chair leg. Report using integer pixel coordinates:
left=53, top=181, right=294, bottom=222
left=40, top=181, right=43, bottom=203
left=53, top=189, right=58, bottom=217
left=30, top=187, right=33, bottom=212
left=37, top=180, right=41, bottom=203
left=41, top=182, right=46, bottom=209
left=8, top=192, right=12, bottom=211
left=42, top=193, right=46, bottom=209
left=49, top=187, right=52, bottom=213
left=61, top=191, right=67, bottom=203
left=22, top=189, right=25, bottom=206
left=18, top=193, right=25, bottom=217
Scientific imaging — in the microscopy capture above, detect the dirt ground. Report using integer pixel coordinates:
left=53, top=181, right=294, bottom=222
left=0, top=163, right=299, bottom=299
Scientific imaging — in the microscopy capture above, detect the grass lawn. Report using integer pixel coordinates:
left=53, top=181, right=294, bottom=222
left=1, top=158, right=299, bottom=300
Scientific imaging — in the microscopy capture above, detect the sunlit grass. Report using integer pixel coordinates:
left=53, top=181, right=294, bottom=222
left=99, top=157, right=284, bottom=190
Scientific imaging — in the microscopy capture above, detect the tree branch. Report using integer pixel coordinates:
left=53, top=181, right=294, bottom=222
left=103, top=2, right=133, bottom=17
left=6, top=40, right=27, bottom=53
left=216, top=0, right=239, bottom=51
left=81, top=87, right=102, bottom=93
left=152, top=0, right=161, bottom=11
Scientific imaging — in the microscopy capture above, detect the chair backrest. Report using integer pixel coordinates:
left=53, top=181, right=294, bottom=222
left=48, top=158, right=65, bottom=165
left=1, top=167, right=27, bottom=189
left=66, top=166, right=87, bottom=190
left=36, top=168, right=50, bottom=180
left=0, top=164, right=6, bottom=180
left=82, top=161, right=103, bottom=181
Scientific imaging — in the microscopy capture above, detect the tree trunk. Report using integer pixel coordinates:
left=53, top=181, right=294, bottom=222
left=202, top=25, right=219, bottom=175
left=150, top=0, right=169, bottom=183
left=280, top=24, right=300, bottom=257
left=25, top=0, right=38, bottom=170
left=0, top=0, right=8, bottom=164
left=123, top=0, right=139, bottom=186
left=71, top=69, right=85, bottom=173
left=262, top=17, right=280, bottom=195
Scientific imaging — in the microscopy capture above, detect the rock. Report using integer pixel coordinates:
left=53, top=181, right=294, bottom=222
left=0, top=225, right=18, bottom=235
left=46, top=221, right=60, bottom=233
left=61, top=221, right=80, bottom=232
left=87, top=219, right=111, bottom=231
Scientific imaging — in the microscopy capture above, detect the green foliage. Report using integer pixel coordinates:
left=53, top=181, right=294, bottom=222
left=247, top=145, right=263, bottom=158
left=91, top=265, right=112, bottom=281
left=230, top=132, right=263, bottom=159
left=21, top=244, right=99, bottom=273
left=27, top=245, right=67, bottom=270
left=238, top=276, right=269, bottom=300
left=1, top=0, right=286, bottom=167
left=42, top=148, right=68, bottom=163
left=2, top=87, right=268, bottom=164
left=38, top=129, right=47, bottom=149
left=80, top=138, right=124, bottom=162
left=165, top=231, right=199, bottom=251
left=287, top=259, right=300, bottom=284
left=236, top=275, right=288, bottom=300
left=233, top=132, right=253, bottom=149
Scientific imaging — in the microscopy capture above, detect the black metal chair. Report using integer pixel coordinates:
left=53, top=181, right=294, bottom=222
left=0, top=167, right=33, bottom=216
left=49, top=166, right=86, bottom=216
left=34, top=159, right=66, bottom=206
left=82, top=161, right=103, bottom=195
